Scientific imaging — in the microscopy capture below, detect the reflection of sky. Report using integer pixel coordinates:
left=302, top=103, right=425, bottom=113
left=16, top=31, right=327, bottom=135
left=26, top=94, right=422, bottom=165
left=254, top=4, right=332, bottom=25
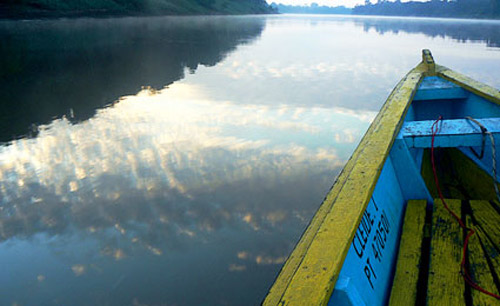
left=1, top=14, right=500, bottom=306
left=0, top=78, right=363, bottom=305
left=0, top=83, right=365, bottom=209
left=189, top=15, right=500, bottom=111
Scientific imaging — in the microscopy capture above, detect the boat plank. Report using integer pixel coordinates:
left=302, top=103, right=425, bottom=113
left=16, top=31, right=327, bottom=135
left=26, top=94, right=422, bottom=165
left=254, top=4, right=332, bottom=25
left=421, top=149, right=500, bottom=201
left=427, top=198, right=465, bottom=306
left=474, top=225, right=500, bottom=295
left=389, top=200, right=427, bottom=306
left=465, top=214, right=500, bottom=306
left=470, top=200, right=500, bottom=248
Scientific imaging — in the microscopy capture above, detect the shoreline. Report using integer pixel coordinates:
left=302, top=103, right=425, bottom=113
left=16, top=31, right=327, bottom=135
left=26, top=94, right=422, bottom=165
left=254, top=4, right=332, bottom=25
left=1, top=9, right=498, bottom=22
left=0, top=2, right=276, bottom=21
left=0, top=12, right=277, bottom=21
left=0, top=11, right=277, bottom=21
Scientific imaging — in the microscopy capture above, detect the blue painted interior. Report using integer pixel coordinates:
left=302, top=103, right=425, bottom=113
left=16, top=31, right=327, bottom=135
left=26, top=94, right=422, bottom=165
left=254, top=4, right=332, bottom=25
left=413, top=76, right=468, bottom=102
left=390, top=139, right=432, bottom=202
left=329, top=75, right=500, bottom=305
left=408, top=76, right=500, bottom=121
left=411, top=147, right=424, bottom=168
left=405, top=103, right=416, bottom=122
left=410, top=99, right=467, bottom=121
left=460, top=94, right=500, bottom=119
left=418, top=76, right=459, bottom=90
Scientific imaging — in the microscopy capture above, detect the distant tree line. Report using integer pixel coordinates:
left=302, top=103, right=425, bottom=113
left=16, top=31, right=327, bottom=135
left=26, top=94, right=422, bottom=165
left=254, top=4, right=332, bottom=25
left=0, top=0, right=275, bottom=19
left=352, top=0, right=500, bottom=19
left=358, top=17, right=500, bottom=47
left=270, top=2, right=351, bottom=14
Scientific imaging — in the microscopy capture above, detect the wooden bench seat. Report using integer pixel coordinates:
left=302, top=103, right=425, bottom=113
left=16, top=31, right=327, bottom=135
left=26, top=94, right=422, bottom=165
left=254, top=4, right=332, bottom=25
left=390, top=199, right=500, bottom=305
left=389, top=200, right=427, bottom=305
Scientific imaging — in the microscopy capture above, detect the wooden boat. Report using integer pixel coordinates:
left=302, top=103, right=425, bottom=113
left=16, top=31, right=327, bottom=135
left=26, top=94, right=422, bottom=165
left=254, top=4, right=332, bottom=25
left=263, top=50, right=500, bottom=305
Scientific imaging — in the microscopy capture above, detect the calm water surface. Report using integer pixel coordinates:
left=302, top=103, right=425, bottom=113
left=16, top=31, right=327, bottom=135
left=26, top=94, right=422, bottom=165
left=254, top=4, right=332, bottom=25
left=0, top=14, right=499, bottom=305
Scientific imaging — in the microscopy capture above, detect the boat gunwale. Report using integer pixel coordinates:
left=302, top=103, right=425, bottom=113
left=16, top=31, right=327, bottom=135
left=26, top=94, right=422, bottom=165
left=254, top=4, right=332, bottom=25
left=263, top=62, right=426, bottom=306
left=437, top=65, right=500, bottom=105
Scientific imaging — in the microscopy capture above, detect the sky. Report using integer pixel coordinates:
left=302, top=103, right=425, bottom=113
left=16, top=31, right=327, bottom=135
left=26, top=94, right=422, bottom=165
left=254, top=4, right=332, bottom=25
left=266, top=0, right=365, bottom=8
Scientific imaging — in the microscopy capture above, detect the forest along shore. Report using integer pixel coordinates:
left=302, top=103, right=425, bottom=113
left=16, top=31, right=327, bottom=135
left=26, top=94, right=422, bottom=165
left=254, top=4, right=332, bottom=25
left=0, top=0, right=275, bottom=19
left=352, top=0, right=500, bottom=20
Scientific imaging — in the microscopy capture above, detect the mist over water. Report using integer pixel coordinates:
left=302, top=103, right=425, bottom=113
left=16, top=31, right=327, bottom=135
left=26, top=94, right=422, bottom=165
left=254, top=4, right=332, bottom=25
left=0, top=14, right=499, bottom=305
left=0, top=16, right=265, bottom=142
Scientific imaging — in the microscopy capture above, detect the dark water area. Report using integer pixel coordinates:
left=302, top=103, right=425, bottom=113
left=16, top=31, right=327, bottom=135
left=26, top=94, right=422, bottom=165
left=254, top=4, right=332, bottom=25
left=0, top=16, right=264, bottom=142
left=0, top=14, right=499, bottom=306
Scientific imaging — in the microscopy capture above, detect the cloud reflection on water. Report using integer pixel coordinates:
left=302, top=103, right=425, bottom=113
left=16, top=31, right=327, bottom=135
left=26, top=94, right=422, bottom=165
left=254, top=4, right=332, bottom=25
left=0, top=78, right=375, bottom=304
left=185, top=15, right=500, bottom=116
left=0, top=82, right=373, bottom=255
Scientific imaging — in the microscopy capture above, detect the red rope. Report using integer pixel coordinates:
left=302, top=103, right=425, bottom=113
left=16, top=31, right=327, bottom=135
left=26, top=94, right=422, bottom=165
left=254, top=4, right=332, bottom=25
left=430, top=116, right=500, bottom=300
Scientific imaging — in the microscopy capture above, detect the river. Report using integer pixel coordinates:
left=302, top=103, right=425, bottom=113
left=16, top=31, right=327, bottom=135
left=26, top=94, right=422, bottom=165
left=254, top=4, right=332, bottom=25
left=0, top=14, right=499, bottom=305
